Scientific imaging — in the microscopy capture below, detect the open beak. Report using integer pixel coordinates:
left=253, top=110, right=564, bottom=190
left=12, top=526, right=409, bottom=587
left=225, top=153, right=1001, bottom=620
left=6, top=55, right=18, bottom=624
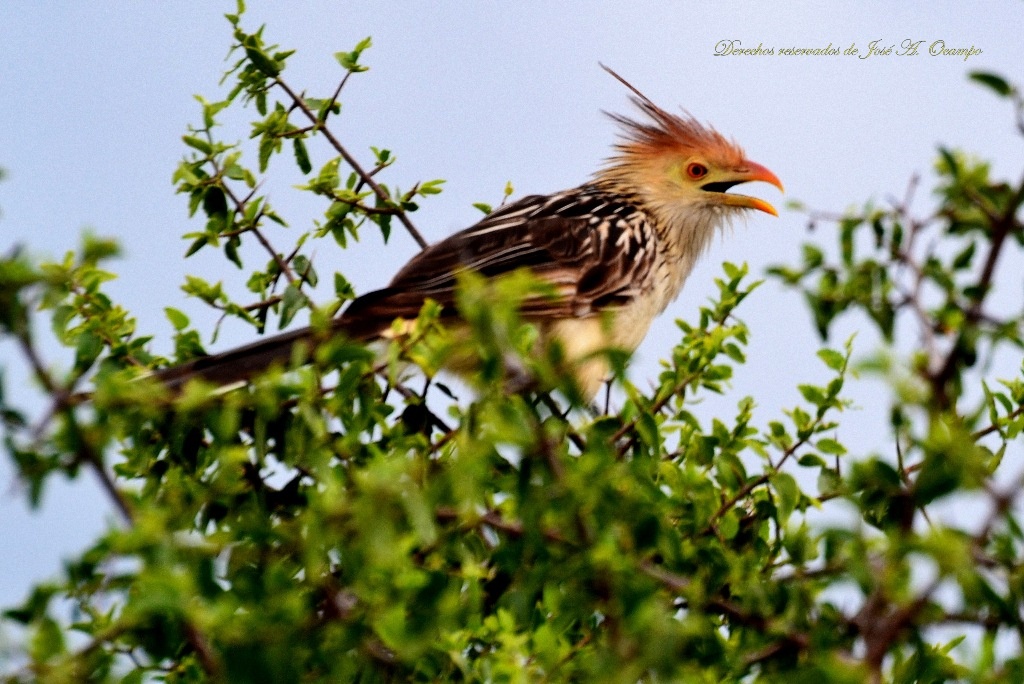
left=702, top=160, right=784, bottom=217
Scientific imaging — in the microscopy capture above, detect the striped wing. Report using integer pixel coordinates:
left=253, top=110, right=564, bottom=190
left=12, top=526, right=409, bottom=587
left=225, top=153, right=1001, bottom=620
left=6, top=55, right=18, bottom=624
left=339, top=185, right=657, bottom=337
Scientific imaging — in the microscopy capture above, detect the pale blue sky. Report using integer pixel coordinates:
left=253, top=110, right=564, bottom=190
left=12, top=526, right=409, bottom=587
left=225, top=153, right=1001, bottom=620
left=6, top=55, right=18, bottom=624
left=1, top=2, right=1022, bottom=616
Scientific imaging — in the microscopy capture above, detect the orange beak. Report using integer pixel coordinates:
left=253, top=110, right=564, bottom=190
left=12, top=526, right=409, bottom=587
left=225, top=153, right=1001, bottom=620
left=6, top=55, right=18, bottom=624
left=708, top=160, right=784, bottom=217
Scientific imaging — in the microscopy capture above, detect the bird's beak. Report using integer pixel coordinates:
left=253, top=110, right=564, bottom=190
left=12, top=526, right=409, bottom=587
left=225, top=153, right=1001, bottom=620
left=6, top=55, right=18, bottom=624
left=704, top=160, right=784, bottom=217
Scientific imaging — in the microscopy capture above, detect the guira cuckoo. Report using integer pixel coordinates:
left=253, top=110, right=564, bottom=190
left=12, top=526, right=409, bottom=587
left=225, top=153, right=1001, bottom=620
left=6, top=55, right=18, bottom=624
left=154, top=68, right=783, bottom=400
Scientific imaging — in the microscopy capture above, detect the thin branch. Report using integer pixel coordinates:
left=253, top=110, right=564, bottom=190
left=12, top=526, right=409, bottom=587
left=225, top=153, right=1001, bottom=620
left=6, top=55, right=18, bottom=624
left=537, top=392, right=586, bottom=452
left=707, top=425, right=814, bottom=528
left=273, top=77, right=429, bottom=250
left=613, top=369, right=702, bottom=457
left=434, top=506, right=571, bottom=546
left=639, top=559, right=690, bottom=592
left=325, top=72, right=354, bottom=119
left=973, top=403, right=1024, bottom=440
left=218, top=176, right=299, bottom=284
left=930, top=177, right=1024, bottom=407
left=182, top=622, right=222, bottom=677
left=327, top=196, right=406, bottom=217
left=14, top=325, right=222, bottom=676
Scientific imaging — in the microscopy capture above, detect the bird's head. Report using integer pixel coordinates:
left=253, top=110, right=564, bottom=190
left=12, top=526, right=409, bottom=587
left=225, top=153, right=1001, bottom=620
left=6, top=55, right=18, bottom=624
left=598, top=66, right=783, bottom=220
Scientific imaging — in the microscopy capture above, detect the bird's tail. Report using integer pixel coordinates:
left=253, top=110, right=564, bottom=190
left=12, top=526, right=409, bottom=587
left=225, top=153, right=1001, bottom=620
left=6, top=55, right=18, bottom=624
left=151, top=292, right=405, bottom=391
left=152, top=325, right=323, bottom=391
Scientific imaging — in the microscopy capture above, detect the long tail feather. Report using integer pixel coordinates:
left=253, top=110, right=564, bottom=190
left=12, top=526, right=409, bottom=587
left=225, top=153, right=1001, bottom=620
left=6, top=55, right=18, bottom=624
left=151, top=291, right=401, bottom=391
left=152, top=325, right=320, bottom=390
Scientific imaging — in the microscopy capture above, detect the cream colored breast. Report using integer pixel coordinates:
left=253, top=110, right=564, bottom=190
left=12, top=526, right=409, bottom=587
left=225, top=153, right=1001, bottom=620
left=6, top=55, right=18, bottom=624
left=544, top=294, right=661, bottom=400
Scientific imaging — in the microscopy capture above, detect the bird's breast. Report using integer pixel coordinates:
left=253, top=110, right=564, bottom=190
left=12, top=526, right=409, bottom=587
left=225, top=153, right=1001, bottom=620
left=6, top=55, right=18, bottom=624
left=541, top=294, right=660, bottom=399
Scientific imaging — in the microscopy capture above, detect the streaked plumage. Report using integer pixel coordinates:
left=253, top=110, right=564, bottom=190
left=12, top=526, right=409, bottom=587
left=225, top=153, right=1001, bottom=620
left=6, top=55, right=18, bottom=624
left=154, top=67, right=783, bottom=399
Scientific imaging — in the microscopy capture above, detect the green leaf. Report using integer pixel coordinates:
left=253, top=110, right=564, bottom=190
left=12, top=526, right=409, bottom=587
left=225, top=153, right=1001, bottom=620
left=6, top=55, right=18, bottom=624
left=258, top=136, right=275, bottom=173
left=224, top=235, right=243, bottom=268
left=334, top=36, right=372, bottom=72
left=182, top=275, right=223, bottom=304
left=293, top=254, right=317, bottom=287
left=636, top=412, right=659, bottom=449
left=184, top=235, right=208, bottom=258
left=773, top=471, right=800, bottom=524
left=203, top=186, right=228, bottom=220
left=418, top=179, right=445, bottom=196
left=30, top=617, right=65, bottom=662
left=280, top=283, right=305, bottom=328
left=718, top=508, right=740, bottom=539
left=816, top=437, right=847, bottom=456
left=798, top=384, right=826, bottom=406
left=182, top=134, right=213, bottom=154
left=314, top=158, right=341, bottom=191
left=969, top=71, right=1013, bottom=97
left=81, top=234, right=120, bottom=263
left=164, top=307, right=190, bottom=331
left=817, top=468, right=841, bottom=496
left=937, top=147, right=960, bottom=179
left=334, top=272, right=355, bottom=299
left=224, top=163, right=248, bottom=182
left=914, top=449, right=968, bottom=506
left=952, top=241, right=976, bottom=270
left=816, top=348, right=846, bottom=372
left=74, top=331, right=103, bottom=373
left=714, top=450, right=747, bottom=491
left=293, top=137, right=311, bottom=174
left=244, top=43, right=280, bottom=77
left=798, top=453, right=826, bottom=468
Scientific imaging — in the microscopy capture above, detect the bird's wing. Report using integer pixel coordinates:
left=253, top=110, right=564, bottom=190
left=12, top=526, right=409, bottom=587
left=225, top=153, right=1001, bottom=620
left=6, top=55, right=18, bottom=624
left=339, top=187, right=658, bottom=335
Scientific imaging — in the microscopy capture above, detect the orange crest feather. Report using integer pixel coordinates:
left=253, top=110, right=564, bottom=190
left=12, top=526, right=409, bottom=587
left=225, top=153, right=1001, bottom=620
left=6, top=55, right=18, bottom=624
left=599, top=64, right=744, bottom=166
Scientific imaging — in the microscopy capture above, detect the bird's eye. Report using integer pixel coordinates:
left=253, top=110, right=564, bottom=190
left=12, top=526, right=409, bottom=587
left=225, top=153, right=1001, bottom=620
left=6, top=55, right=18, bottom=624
left=686, top=162, right=708, bottom=179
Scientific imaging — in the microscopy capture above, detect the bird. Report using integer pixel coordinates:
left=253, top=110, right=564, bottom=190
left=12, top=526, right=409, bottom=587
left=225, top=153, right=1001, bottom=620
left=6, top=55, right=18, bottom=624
left=153, top=66, right=783, bottom=401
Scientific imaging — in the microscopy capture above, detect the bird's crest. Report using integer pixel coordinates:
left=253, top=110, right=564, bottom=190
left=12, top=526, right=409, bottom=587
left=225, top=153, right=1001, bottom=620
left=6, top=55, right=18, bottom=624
left=599, top=64, right=744, bottom=166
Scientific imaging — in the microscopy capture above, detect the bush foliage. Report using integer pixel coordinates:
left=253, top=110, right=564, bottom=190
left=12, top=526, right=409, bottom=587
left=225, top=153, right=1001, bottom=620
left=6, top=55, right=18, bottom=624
left=2, top=6, right=1024, bottom=683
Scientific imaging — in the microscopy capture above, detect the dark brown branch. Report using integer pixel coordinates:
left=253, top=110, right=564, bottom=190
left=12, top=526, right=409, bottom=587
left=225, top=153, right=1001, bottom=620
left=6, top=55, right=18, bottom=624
left=707, top=424, right=813, bottom=528
left=930, top=174, right=1024, bottom=407
left=182, top=622, right=222, bottom=676
left=853, top=578, right=939, bottom=675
